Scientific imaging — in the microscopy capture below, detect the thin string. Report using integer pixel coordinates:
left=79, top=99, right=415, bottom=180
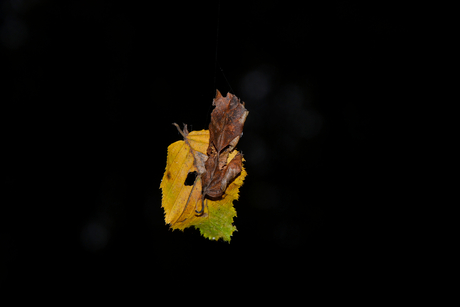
left=213, top=0, right=221, bottom=95
left=213, top=0, right=234, bottom=95
left=207, top=1, right=236, bottom=128
left=218, top=64, right=235, bottom=94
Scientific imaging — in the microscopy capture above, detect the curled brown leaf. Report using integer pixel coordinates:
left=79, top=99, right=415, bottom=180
left=202, top=90, right=249, bottom=199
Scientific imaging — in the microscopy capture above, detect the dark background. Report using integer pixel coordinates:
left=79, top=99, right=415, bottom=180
left=2, top=0, right=411, bottom=290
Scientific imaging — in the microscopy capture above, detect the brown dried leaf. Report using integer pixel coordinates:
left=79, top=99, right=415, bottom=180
left=202, top=90, right=249, bottom=199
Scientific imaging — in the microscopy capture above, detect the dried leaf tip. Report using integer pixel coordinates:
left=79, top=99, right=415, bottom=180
left=215, top=89, right=223, bottom=101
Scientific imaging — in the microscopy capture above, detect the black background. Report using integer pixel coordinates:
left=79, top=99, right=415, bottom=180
left=2, top=0, right=411, bottom=291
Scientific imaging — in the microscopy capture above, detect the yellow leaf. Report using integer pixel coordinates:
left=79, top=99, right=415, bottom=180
left=160, top=129, right=246, bottom=242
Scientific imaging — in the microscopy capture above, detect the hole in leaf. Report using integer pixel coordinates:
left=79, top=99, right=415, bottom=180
left=184, top=171, right=198, bottom=186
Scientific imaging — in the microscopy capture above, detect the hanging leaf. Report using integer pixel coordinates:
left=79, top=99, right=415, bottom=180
left=160, top=90, right=248, bottom=242
left=202, top=90, right=249, bottom=199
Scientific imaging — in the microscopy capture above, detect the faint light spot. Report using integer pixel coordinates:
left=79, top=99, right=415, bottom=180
left=0, top=15, right=28, bottom=49
left=9, top=0, right=36, bottom=12
left=80, top=221, right=109, bottom=252
left=246, top=136, right=267, bottom=170
left=240, top=67, right=273, bottom=102
left=274, top=221, right=302, bottom=248
left=276, top=84, right=323, bottom=139
left=252, top=182, right=280, bottom=210
left=297, top=108, right=323, bottom=139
